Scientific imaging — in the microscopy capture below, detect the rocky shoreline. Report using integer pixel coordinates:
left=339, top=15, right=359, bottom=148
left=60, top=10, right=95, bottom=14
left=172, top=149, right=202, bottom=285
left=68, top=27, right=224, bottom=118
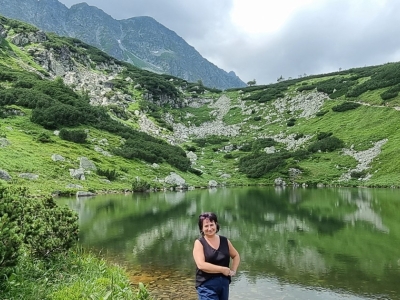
left=129, top=268, right=197, bottom=300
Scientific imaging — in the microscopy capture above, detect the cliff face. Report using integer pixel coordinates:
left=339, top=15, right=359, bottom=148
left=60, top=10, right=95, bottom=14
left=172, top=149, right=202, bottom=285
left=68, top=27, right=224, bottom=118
left=0, top=0, right=246, bottom=90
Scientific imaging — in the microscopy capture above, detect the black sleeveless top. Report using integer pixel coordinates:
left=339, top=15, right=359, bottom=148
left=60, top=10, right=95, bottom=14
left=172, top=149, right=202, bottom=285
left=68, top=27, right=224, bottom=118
left=195, top=235, right=231, bottom=288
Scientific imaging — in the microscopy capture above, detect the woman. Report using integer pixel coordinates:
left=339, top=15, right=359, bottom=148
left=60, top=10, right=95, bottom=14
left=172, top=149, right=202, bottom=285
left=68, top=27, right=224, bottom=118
left=193, top=212, right=240, bottom=300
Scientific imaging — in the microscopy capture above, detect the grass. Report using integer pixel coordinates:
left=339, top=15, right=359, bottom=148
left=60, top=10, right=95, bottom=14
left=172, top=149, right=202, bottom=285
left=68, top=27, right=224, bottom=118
left=123, top=52, right=157, bottom=70
left=10, top=43, right=45, bottom=71
left=359, top=88, right=387, bottom=105
left=1, top=247, right=154, bottom=300
left=223, top=106, right=245, bottom=125
left=0, top=114, right=179, bottom=195
left=170, top=104, right=216, bottom=126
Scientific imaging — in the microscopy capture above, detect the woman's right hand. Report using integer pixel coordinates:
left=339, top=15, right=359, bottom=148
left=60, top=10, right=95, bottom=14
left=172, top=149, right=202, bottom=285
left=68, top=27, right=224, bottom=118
left=221, top=267, right=231, bottom=276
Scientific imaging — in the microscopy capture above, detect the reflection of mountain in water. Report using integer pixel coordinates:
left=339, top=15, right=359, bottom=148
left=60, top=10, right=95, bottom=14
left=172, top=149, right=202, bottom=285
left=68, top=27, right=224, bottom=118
left=344, top=200, right=389, bottom=233
left=339, top=189, right=389, bottom=233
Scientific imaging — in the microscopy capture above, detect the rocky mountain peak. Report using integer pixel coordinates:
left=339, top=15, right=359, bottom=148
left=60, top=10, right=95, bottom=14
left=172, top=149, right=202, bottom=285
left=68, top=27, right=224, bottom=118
left=0, top=0, right=246, bottom=90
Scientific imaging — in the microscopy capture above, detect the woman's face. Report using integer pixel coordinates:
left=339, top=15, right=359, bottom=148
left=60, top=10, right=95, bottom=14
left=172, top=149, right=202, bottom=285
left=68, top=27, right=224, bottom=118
left=202, top=218, right=217, bottom=236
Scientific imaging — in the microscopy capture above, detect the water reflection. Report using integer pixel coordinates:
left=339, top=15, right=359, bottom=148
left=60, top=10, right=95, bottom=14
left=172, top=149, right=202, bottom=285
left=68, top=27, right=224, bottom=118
left=58, top=187, right=400, bottom=299
left=340, top=189, right=389, bottom=233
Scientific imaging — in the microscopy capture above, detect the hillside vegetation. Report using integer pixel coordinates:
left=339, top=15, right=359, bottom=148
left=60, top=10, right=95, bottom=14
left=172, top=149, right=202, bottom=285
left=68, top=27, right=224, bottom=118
left=1, top=15, right=400, bottom=198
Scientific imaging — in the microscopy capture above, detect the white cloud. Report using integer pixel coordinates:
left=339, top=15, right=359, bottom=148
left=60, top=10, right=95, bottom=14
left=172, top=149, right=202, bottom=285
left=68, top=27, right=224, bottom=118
left=230, top=0, right=315, bottom=35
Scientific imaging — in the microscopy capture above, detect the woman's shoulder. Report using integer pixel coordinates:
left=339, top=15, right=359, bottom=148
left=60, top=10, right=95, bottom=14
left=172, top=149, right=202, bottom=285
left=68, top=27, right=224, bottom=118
left=219, top=235, right=228, bottom=242
left=195, top=236, right=205, bottom=244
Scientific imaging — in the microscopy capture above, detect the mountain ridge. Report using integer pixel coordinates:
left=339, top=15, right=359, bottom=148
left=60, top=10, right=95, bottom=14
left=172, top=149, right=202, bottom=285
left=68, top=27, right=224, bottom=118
left=0, top=0, right=246, bottom=90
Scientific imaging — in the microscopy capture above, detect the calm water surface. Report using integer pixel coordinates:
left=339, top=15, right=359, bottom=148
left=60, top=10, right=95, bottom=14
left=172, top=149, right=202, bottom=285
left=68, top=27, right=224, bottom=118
left=59, top=187, right=400, bottom=300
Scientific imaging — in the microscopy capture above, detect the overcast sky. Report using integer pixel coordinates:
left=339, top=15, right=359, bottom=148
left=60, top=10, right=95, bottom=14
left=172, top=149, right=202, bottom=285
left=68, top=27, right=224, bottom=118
left=58, top=0, right=400, bottom=85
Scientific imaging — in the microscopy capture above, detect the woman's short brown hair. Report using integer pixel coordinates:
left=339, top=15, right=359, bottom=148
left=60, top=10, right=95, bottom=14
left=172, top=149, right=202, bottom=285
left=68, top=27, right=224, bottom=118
left=198, top=212, right=220, bottom=235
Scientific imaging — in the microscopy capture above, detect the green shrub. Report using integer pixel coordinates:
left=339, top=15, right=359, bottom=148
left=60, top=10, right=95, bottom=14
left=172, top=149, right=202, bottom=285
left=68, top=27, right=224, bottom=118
left=241, top=81, right=294, bottom=102
left=315, top=77, right=356, bottom=96
left=0, top=187, right=79, bottom=281
left=132, top=179, right=151, bottom=192
left=239, top=143, right=252, bottom=152
left=350, top=170, right=368, bottom=179
left=6, top=19, right=39, bottom=33
left=186, top=145, right=197, bottom=152
left=292, top=149, right=310, bottom=160
left=330, top=88, right=348, bottom=99
left=14, top=80, right=34, bottom=89
left=189, top=167, right=203, bottom=176
left=331, top=102, right=361, bottom=112
left=308, top=136, right=344, bottom=152
left=315, top=110, right=328, bottom=117
left=239, top=153, right=286, bottom=178
left=252, top=138, right=276, bottom=152
left=287, top=118, right=296, bottom=127
left=380, top=90, right=399, bottom=100
left=380, top=83, right=400, bottom=101
left=317, top=132, right=332, bottom=140
left=114, top=136, right=190, bottom=172
left=22, top=196, right=78, bottom=259
left=346, top=63, right=400, bottom=97
left=31, top=104, right=85, bottom=129
left=0, top=213, right=22, bottom=280
left=35, top=131, right=53, bottom=143
left=193, top=138, right=206, bottom=147
left=59, top=128, right=87, bottom=144
left=96, top=168, right=118, bottom=181
left=297, top=84, right=316, bottom=92
left=294, top=133, right=304, bottom=140
left=193, top=136, right=229, bottom=147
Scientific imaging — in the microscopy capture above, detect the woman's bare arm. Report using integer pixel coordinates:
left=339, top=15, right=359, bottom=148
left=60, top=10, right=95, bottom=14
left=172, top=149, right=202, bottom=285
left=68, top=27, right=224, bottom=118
left=193, top=240, right=231, bottom=276
left=228, top=239, right=240, bottom=275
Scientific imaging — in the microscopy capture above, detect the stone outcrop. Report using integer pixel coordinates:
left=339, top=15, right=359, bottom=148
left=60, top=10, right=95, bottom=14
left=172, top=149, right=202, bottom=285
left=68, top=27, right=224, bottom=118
left=18, top=173, right=39, bottom=180
left=0, top=170, right=11, bottom=181
left=66, top=184, right=83, bottom=189
left=51, top=154, right=65, bottom=162
left=69, top=169, right=85, bottom=180
left=208, top=180, right=218, bottom=188
left=11, top=31, right=47, bottom=46
left=339, top=139, right=388, bottom=181
left=164, top=172, right=186, bottom=189
left=76, top=191, right=95, bottom=197
left=94, top=146, right=112, bottom=157
left=79, top=157, right=97, bottom=171
left=169, top=95, right=241, bottom=143
left=0, top=138, right=10, bottom=147
left=274, top=178, right=287, bottom=186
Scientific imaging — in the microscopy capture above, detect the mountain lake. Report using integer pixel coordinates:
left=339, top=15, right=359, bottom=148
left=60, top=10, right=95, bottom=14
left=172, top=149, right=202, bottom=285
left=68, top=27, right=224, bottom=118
left=58, top=186, right=400, bottom=300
